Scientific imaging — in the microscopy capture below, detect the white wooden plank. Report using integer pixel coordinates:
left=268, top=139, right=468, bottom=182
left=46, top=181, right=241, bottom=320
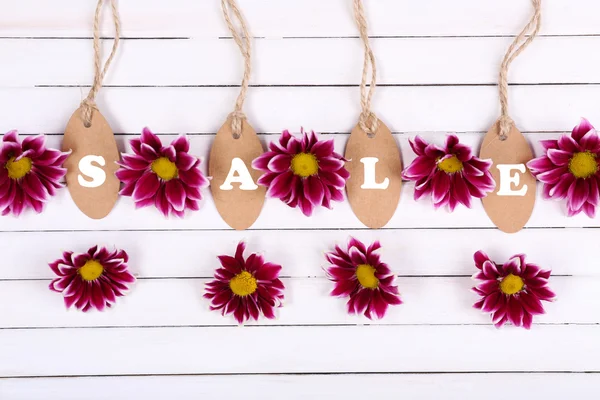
left=0, top=132, right=597, bottom=231
left=0, top=86, right=596, bottom=135
left=2, top=373, right=599, bottom=400
left=0, top=277, right=591, bottom=328
left=2, top=325, right=599, bottom=376
left=0, top=0, right=595, bottom=38
left=1, top=36, right=598, bottom=87
left=0, top=228, right=592, bottom=279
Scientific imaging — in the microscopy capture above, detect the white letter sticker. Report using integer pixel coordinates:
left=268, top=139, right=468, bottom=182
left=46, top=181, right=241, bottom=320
left=77, top=155, right=107, bottom=188
left=496, top=163, right=528, bottom=196
left=219, top=157, right=258, bottom=191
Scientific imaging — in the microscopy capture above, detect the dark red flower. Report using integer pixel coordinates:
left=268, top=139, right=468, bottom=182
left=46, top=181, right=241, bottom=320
left=49, top=245, right=135, bottom=312
left=116, top=127, right=208, bottom=217
left=204, top=242, right=285, bottom=324
left=472, top=251, right=555, bottom=329
left=527, top=118, right=600, bottom=217
left=0, top=130, right=68, bottom=216
left=252, top=129, right=349, bottom=216
left=325, top=237, right=402, bottom=319
left=403, top=134, right=495, bottom=210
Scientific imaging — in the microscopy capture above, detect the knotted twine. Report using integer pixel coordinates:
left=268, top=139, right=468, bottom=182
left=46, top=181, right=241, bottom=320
left=80, top=0, right=121, bottom=128
left=221, top=0, right=252, bottom=139
left=353, top=0, right=379, bottom=137
left=498, top=0, right=542, bottom=140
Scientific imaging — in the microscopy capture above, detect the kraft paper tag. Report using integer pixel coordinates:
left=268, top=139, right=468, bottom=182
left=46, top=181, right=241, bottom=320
left=209, top=118, right=266, bottom=230
left=345, top=120, right=402, bottom=228
left=480, top=121, right=536, bottom=233
left=62, top=107, right=120, bottom=219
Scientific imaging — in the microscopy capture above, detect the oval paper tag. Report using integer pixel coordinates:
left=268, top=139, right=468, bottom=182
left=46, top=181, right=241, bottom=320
left=345, top=120, right=402, bottom=228
left=209, top=118, right=266, bottom=230
left=480, top=121, right=536, bottom=233
left=62, top=107, right=120, bottom=219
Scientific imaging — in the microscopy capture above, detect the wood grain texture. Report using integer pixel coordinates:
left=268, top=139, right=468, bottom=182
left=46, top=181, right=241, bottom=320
left=2, top=374, right=598, bottom=400
left=0, top=0, right=598, bottom=397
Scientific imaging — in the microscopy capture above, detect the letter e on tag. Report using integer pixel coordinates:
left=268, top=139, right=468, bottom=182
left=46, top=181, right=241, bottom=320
left=480, top=121, right=536, bottom=233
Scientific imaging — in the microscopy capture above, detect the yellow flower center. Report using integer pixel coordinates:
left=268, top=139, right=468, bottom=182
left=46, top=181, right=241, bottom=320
left=229, top=271, right=257, bottom=297
left=6, top=156, right=33, bottom=179
left=356, top=264, right=379, bottom=289
left=499, top=273, right=524, bottom=295
left=569, top=151, right=598, bottom=179
left=437, top=155, right=463, bottom=174
left=290, top=152, right=319, bottom=177
left=78, top=260, right=104, bottom=282
left=151, top=157, right=178, bottom=181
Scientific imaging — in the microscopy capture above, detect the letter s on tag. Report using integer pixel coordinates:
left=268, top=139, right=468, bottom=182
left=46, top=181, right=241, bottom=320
left=78, top=155, right=107, bottom=188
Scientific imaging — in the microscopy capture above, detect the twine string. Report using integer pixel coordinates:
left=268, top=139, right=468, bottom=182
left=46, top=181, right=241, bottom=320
left=353, top=0, right=379, bottom=137
left=498, top=0, right=542, bottom=140
left=80, top=0, right=121, bottom=128
left=221, top=0, right=252, bottom=139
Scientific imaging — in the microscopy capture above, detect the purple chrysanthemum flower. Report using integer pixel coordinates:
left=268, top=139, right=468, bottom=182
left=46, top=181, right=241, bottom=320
left=115, top=127, right=208, bottom=217
left=49, top=245, right=135, bottom=312
left=204, top=242, right=285, bottom=324
left=324, top=237, right=402, bottom=319
left=402, top=134, right=495, bottom=211
left=0, top=130, right=69, bottom=216
left=527, top=118, right=600, bottom=217
left=252, top=129, right=349, bottom=216
left=472, top=251, right=555, bottom=329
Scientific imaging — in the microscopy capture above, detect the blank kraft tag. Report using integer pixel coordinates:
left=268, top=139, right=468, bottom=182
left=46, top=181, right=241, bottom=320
left=209, top=118, right=266, bottom=230
left=345, top=121, right=402, bottom=228
left=480, top=121, right=536, bottom=233
left=62, top=107, right=120, bottom=219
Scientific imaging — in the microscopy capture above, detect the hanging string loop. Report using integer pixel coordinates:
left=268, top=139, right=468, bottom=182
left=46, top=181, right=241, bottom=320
left=80, top=0, right=121, bottom=128
left=498, top=0, right=542, bottom=140
left=221, top=0, right=252, bottom=139
left=353, top=0, right=379, bottom=137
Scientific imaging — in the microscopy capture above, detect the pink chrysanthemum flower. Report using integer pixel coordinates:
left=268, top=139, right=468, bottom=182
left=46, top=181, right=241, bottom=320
left=116, top=127, right=208, bottom=217
left=527, top=118, right=600, bottom=217
left=0, top=130, right=68, bottom=216
left=324, top=238, right=402, bottom=319
left=472, top=251, right=555, bottom=329
left=204, top=242, right=285, bottom=324
left=252, top=129, right=349, bottom=216
left=49, top=245, right=135, bottom=312
left=403, top=134, right=495, bottom=210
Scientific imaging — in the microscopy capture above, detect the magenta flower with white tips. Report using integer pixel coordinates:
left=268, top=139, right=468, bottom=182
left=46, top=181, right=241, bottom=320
left=403, top=134, right=495, bottom=210
left=115, top=128, right=208, bottom=217
left=527, top=118, right=600, bottom=217
left=472, top=251, right=555, bottom=329
left=0, top=130, right=69, bottom=216
left=204, top=242, right=285, bottom=324
left=49, top=245, right=135, bottom=312
left=325, top=237, right=402, bottom=319
left=252, top=129, right=349, bottom=216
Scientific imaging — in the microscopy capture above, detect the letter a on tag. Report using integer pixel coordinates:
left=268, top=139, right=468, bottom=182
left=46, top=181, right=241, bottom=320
left=62, top=107, right=120, bottom=219
left=220, top=157, right=259, bottom=191
left=209, top=118, right=266, bottom=230
left=480, top=121, right=536, bottom=233
left=345, top=121, right=402, bottom=228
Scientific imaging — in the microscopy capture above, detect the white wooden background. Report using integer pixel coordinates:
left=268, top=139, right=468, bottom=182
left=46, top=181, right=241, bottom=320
left=1, top=0, right=600, bottom=398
